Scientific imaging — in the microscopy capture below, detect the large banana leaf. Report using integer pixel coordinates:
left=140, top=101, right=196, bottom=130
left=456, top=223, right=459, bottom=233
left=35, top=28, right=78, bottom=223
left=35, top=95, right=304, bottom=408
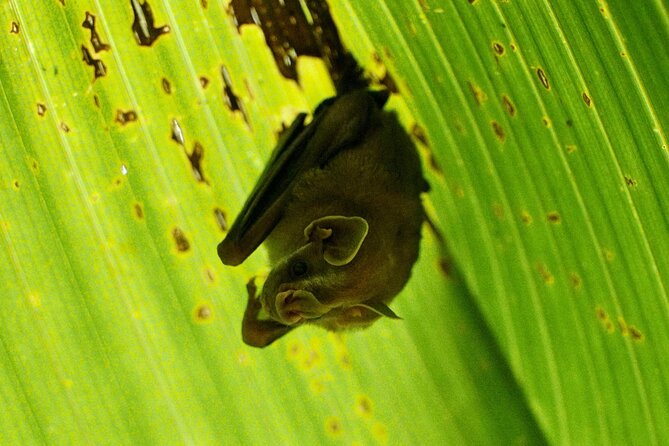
left=1, top=0, right=667, bottom=444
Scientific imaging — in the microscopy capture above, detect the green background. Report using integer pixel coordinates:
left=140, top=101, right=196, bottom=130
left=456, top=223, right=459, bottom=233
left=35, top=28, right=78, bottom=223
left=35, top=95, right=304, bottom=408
left=1, top=0, right=667, bottom=444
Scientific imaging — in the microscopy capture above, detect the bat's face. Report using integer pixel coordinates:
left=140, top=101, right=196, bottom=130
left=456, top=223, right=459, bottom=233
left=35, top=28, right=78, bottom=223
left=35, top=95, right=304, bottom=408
left=258, top=215, right=396, bottom=330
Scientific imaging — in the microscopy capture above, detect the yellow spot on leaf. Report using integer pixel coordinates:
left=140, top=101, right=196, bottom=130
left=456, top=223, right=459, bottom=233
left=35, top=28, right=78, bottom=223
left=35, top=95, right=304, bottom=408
left=325, top=416, right=343, bottom=437
left=569, top=272, right=582, bottom=289
left=286, top=339, right=303, bottom=360
left=27, top=293, right=41, bottom=308
left=617, top=316, right=628, bottom=336
left=372, top=421, right=388, bottom=444
left=595, top=306, right=614, bottom=334
left=354, top=394, right=374, bottom=419
left=536, top=262, right=554, bottom=285
left=310, top=373, right=333, bottom=394
left=192, top=302, right=214, bottom=323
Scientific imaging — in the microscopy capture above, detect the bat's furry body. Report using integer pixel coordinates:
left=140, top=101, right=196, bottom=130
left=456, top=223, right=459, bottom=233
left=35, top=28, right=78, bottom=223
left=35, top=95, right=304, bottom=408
left=218, top=90, right=426, bottom=347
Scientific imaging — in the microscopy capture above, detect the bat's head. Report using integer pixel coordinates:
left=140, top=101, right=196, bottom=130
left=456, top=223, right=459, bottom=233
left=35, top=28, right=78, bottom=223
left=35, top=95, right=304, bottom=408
left=259, top=215, right=401, bottom=331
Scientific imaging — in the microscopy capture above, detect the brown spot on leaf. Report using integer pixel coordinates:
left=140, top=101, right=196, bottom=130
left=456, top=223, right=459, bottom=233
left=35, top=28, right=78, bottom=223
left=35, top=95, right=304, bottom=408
left=115, top=109, right=138, bottom=125
left=10, top=21, right=19, bottom=34
left=161, top=77, right=172, bottom=94
left=220, top=66, right=241, bottom=109
left=172, top=227, right=190, bottom=252
left=596, top=306, right=606, bottom=321
left=193, top=303, right=213, bottom=323
left=491, top=121, right=505, bottom=142
left=502, top=95, right=516, bottom=117
left=325, top=417, right=342, bottom=437
left=537, top=67, right=550, bottom=90
left=214, top=208, right=228, bottom=232
left=582, top=91, right=592, bottom=107
left=596, top=306, right=615, bottom=333
left=82, top=11, right=110, bottom=52
left=428, top=153, right=443, bottom=175
left=36, top=103, right=47, bottom=116
left=536, top=262, right=554, bottom=285
left=438, top=257, right=452, bottom=277
left=221, top=65, right=249, bottom=125
left=492, top=41, right=505, bottom=56
left=60, top=122, right=71, bottom=133
left=204, top=267, right=215, bottom=283
left=377, top=70, right=398, bottom=93
left=188, top=142, right=208, bottom=183
left=624, top=175, right=637, bottom=187
left=411, top=123, right=430, bottom=147
left=629, top=325, right=643, bottom=341
left=133, top=202, right=144, bottom=219
left=199, top=76, right=209, bottom=88
left=29, top=158, right=39, bottom=175
left=547, top=211, right=561, bottom=223
left=131, top=0, right=170, bottom=46
left=81, top=45, right=107, bottom=80
left=355, top=395, right=373, bottom=418
left=569, top=272, right=582, bottom=289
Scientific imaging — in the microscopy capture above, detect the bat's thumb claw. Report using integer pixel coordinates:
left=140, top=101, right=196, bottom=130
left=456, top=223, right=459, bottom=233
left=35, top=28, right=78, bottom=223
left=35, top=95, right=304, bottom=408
left=217, top=239, right=244, bottom=266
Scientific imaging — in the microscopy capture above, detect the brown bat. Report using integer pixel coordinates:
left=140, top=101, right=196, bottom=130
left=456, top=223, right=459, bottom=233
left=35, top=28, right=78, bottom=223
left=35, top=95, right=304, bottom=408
left=218, top=89, right=427, bottom=347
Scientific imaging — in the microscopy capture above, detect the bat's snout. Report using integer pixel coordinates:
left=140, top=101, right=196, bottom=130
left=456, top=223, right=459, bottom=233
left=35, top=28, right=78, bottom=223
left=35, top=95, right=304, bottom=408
left=274, top=289, right=329, bottom=325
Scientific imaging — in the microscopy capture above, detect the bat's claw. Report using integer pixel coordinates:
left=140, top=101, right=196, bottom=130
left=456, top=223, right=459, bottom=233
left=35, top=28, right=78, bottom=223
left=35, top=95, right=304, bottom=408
left=246, top=277, right=258, bottom=298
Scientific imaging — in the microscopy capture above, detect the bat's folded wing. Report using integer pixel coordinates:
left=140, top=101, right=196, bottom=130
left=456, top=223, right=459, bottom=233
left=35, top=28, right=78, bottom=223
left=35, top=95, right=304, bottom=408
left=217, top=90, right=385, bottom=266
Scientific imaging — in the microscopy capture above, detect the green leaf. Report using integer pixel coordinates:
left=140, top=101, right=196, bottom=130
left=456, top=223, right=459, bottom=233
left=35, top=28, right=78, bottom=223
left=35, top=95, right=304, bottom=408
left=1, top=0, right=667, bottom=444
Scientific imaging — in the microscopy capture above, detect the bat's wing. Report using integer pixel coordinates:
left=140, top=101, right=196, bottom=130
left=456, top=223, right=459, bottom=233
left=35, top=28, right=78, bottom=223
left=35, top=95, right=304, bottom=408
left=218, top=89, right=389, bottom=266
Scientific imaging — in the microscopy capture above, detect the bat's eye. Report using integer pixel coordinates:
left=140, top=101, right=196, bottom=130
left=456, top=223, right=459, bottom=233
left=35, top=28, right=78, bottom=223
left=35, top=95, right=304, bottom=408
left=290, top=260, right=308, bottom=278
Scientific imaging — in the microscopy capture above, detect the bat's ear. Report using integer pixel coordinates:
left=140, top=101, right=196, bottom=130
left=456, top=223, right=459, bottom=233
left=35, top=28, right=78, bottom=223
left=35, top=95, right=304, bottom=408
left=304, top=216, right=369, bottom=266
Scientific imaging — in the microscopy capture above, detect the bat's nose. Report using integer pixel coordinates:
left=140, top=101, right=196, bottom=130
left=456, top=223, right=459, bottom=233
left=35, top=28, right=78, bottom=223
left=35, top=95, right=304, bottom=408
left=275, top=290, right=303, bottom=325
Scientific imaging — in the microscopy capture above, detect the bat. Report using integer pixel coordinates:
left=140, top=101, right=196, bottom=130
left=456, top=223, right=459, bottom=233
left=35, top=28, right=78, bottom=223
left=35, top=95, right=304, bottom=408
left=218, top=88, right=427, bottom=347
